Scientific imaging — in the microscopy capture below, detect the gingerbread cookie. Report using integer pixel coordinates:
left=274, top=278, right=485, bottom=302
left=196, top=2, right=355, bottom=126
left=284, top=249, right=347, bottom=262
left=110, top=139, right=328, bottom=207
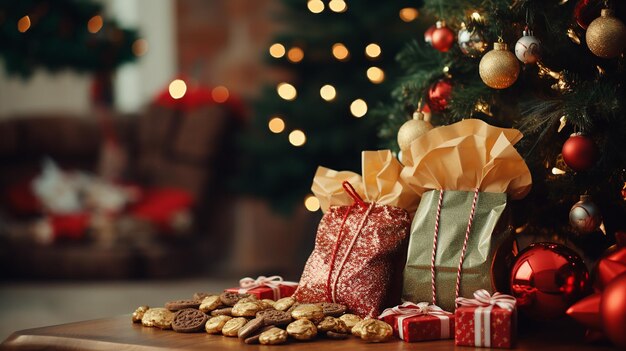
left=257, top=309, right=292, bottom=326
left=172, top=308, right=208, bottom=333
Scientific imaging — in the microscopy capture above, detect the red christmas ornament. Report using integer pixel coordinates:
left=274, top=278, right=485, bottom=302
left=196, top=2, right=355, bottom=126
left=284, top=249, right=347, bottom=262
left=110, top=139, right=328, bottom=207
left=562, top=134, right=598, bottom=172
left=594, top=231, right=626, bottom=290
left=574, top=0, right=603, bottom=29
left=510, top=242, right=590, bottom=320
left=431, top=21, right=455, bottom=52
left=424, top=24, right=436, bottom=45
left=600, top=272, right=626, bottom=348
left=427, top=79, right=453, bottom=112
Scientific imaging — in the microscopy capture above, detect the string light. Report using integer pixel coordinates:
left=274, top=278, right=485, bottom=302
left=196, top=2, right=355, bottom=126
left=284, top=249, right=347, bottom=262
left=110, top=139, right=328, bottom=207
left=132, top=39, right=148, bottom=56
left=268, top=117, right=285, bottom=133
left=304, top=195, right=321, bottom=212
left=287, top=47, right=304, bottom=63
left=350, top=99, right=367, bottom=118
left=365, top=43, right=381, bottom=59
left=332, top=43, right=350, bottom=61
left=471, top=12, right=482, bottom=21
left=277, top=83, right=297, bottom=100
left=211, top=86, right=229, bottom=103
left=366, top=67, right=385, bottom=84
left=289, top=130, right=306, bottom=146
left=17, top=15, right=31, bottom=33
left=87, top=15, right=103, bottom=34
left=320, top=85, right=337, bottom=101
left=552, top=167, right=566, bottom=175
left=168, top=79, right=187, bottom=99
left=307, top=0, right=324, bottom=14
left=329, top=0, right=347, bottom=13
left=269, top=43, right=286, bottom=58
left=399, top=8, right=419, bottom=22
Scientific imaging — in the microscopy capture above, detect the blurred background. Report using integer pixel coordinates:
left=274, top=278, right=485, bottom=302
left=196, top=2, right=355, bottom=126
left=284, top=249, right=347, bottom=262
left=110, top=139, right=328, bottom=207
left=0, top=0, right=426, bottom=339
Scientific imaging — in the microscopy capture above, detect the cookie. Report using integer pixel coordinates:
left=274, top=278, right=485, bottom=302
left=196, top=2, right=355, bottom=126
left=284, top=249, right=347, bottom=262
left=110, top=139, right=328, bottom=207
left=261, top=299, right=276, bottom=308
left=238, top=317, right=265, bottom=339
left=199, top=295, right=222, bottom=313
left=317, top=302, right=346, bottom=317
left=210, top=307, right=233, bottom=316
left=327, top=331, right=349, bottom=339
left=141, top=308, right=175, bottom=329
left=244, top=334, right=261, bottom=345
left=192, top=292, right=212, bottom=301
left=259, top=327, right=288, bottom=345
left=165, top=299, right=201, bottom=311
left=232, top=301, right=263, bottom=317
left=220, top=292, right=250, bottom=306
left=286, top=319, right=318, bottom=340
left=257, top=309, right=292, bottom=326
left=317, top=316, right=348, bottom=333
left=172, top=308, right=208, bottom=333
left=132, top=306, right=149, bottom=323
left=358, top=319, right=392, bottom=342
left=221, top=317, right=248, bottom=337
left=291, top=304, right=325, bottom=324
left=274, top=297, right=296, bottom=311
left=205, top=315, right=232, bottom=334
left=339, top=314, right=362, bottom=330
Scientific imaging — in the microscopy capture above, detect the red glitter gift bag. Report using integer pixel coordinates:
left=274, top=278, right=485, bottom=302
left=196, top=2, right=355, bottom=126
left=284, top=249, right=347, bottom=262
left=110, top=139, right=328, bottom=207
left=294, top=150, right=418, bottom=318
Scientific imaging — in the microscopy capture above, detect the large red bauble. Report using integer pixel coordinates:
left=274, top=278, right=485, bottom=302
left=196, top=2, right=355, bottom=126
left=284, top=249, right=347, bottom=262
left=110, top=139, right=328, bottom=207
left=427, top=79, right=453, bottom=112
left=600, top=272, right=626, bottom=348
left=562, top=134, right=598, bottom=172
left=424, top=25, right=436, bottom=45
left=510, top=242, right=590, bottom=320
left=431, top=23, right=455, bottom=52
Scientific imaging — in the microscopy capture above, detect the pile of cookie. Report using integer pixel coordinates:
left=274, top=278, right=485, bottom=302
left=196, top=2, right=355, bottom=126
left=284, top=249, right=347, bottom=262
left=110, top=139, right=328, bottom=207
left=132, top=291, right=393, bottom=345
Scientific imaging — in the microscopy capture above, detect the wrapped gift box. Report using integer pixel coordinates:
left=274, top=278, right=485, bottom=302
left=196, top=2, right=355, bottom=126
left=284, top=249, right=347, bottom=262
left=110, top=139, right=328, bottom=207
left=225, top=276, right=297, bottom=300
left=379, top=302, right=454, bottom=342
left=455, top=290, right=517, bottom=348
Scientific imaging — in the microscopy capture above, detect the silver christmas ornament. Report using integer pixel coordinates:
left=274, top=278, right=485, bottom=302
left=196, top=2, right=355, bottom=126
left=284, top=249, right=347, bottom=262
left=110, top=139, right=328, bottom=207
left=457, top=26, right=488, bottom=58
left=569, top=195, right=602, bottom=234
left=515, top=29, right=541, bottom=64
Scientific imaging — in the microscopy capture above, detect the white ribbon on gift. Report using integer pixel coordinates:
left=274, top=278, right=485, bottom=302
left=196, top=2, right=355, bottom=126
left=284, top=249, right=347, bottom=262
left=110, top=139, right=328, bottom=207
left=237, top=275, right=299, bottom=300
left=378, top=302, right=453, bottom=340
left=455, top=289, right=517, bottom=347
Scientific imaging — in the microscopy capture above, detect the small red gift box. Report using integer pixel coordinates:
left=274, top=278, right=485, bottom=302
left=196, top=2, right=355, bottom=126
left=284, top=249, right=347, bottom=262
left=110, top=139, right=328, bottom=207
left=454, top=290, right=517, bottom=348
left=225, top=275, right=298, bottom=300
left=378, top=302, right=454, bottom=342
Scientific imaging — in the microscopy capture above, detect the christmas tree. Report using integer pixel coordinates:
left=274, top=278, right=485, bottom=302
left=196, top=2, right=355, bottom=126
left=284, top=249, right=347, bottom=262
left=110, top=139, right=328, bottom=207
left=0, top=0, right=139, bottom=77
left=374, top=0, right=626, bottom=260
left=235, top=0, right=425, bottom=213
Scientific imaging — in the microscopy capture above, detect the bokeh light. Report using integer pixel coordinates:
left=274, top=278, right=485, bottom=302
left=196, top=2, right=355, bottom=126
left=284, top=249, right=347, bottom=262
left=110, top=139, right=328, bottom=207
left=211, top=86, right=229, bottom=103
left=366, top=67, right=385, bottom=84
left=304, top=195, right=321, bottom=212
left=365, top=43, right=381, bottom=59
left=350, top=99, right=368, bottom=118
left=168, top=79, right=187, bottom=99
left=268, top=117, right=286, bottom=134
left=289, top=130, right=306, bottom=146
left=269, top=43, right=286, bottom=58
left=287, top=47, right=304, bottom=63
left=87, top=15, right=103, bottom=33
left=132, top=39, right=149, bottom=56
left=277, top=83, right=297, bottom=101
left=320, top=85, right=337, bottom=101
left=17, top=16, right=31, bottom=33
left=399, top=8, right=419, bottom=22
left=332, top=43, right=350, bottom=61
left=329, top=0, right=347, bottom=13
left=307, top=0, right=324, bottom=14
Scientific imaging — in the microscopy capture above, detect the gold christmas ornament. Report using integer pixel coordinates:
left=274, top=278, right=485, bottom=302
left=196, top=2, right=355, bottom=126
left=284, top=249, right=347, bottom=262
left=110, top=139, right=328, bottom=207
left=479, top=42, right=520, bottom=89
left=586, top=9, right=626, bottom=58
left=397, top=110, right=434, bottom=150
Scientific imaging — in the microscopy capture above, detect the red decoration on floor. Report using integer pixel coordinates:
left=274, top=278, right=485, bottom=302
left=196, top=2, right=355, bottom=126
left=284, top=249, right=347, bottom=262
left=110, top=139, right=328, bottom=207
left=378, top=302, right=454, bottom=342
left=225, top=276, right=298, bottom=300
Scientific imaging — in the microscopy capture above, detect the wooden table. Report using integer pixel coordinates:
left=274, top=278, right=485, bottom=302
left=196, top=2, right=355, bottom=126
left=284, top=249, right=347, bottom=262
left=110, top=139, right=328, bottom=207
left=0, top=315, right=617, bottom=351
